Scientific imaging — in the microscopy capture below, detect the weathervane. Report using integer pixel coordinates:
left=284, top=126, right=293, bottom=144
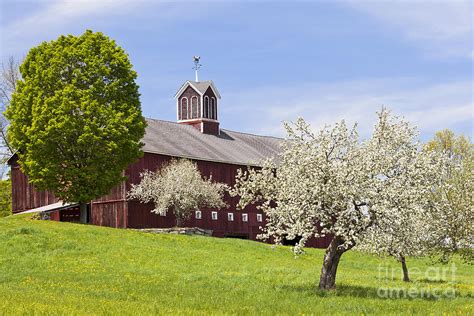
left=193, top=56, right=202, bottom=82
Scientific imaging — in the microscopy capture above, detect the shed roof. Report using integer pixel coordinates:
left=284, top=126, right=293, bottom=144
left=14, top=201, right=78, bottom=215
left=143, top=118, right=283, bottom=166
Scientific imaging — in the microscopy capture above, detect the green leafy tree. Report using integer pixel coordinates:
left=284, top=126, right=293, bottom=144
left=5, top=30, right=146, bottom=223
left=0, top=179, right=11, bottom=217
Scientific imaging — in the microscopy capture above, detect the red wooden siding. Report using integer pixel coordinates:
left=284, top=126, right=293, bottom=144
left=8, top=152, right=331, bottom=248
left=10, top=157, right=58, bottom=213
left=178, top=86, right=201, bottom=120
left=90, top=174, right=127, bottom=228
left=8, top=154, right=127, bottom=228
left=125, top=152, right=331, bottom=248
left=126, top=153, right=277, bottom=242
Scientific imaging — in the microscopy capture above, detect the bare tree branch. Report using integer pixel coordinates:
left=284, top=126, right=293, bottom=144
left=0, top=56, right=20, bottom=160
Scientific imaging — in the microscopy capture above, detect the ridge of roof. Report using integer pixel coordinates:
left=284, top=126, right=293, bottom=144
left=145, top=117, right=283, bottom=141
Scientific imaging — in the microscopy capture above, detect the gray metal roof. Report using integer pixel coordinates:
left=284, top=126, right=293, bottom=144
left=143, top=118, right=283, bottom=166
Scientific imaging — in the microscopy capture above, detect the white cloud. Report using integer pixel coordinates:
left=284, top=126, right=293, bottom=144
left=346, top=0, right=473, bottom=59
left=1, top=0, right=151, bottom=57
left=221, top=79, right=474, bottom=140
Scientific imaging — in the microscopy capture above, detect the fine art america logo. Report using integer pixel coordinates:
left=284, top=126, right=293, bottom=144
left=376, top=263, right=457, bottom=299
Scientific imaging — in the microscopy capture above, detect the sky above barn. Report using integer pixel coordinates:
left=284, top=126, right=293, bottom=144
left=0, top=0, right=472, bottom=141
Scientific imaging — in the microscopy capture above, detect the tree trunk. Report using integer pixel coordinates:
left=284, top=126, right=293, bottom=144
left=175, top=216, right=181, bottom=227
left=79, top=202, right=88, bottom=224
left=319, top=237, right=345, bottom=290
left=400, top=256, right=410, bottom=282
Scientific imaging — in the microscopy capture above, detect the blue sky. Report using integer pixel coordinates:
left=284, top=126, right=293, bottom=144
left=0, top=0, right=472, bottom=140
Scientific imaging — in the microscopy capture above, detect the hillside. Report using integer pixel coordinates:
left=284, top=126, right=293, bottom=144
left=0, top=215, right=472, bottom=315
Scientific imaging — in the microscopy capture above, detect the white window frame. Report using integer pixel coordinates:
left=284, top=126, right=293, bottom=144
left=191, top=96, right=198, bottom=119
left=211, top=97, right=217, bottom=120
left=257, top=213, right=263, bottom=222
left=181, top=97, right=188, bottom=120
left=227, top=212, right=234, bottom=221
left=211, top=211, right=218, bottom=220
left=204, top=96, right=210, bottom=119
left=195, top=210, right=202, bottom=220
left=242, top=213, right=248, bottom=222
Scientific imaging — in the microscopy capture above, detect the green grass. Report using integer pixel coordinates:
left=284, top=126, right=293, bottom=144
left=0, top=215, right=472, bottom=315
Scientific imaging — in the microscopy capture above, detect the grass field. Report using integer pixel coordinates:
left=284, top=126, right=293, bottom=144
left=0, top=214, right=472, bottom=315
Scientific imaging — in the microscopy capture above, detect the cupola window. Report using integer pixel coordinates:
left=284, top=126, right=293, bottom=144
left=191, top=96, right=198, bottom=119
left=181, top=97, right=188, bottom=120
left=211, top=97, right=216, bottom=120
left=204, top=96, right=210, bottom=119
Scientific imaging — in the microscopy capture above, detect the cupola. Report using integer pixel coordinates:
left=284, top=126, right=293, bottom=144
left=174, top=57, right=221, bottom=135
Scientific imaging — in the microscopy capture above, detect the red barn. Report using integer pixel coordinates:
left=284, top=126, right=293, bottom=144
left=8, top=79, right=331, bottom=248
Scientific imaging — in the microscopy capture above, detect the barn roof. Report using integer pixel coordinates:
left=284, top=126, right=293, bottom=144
left=143, top=118, right=283, bottom=166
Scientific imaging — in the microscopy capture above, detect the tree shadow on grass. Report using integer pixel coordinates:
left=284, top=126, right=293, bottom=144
left=415, top=278, right=448, bottom=284
left=281, top=283, right=379, bottom=298
left=282, top=283, right=456, bottom=301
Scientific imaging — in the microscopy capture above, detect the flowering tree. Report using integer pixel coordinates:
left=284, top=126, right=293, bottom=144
left=128, top=159, right=227, bottom=227
left=356, top=136, right=443, bottom=282
left=357, top=196, right=437, bottom=282
left=231, top=109, right=441, bottom=289
left=425, top=130, right=473, bottom=263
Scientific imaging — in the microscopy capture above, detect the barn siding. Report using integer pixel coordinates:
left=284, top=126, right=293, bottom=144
left=124, top=153, right=252, bottom=236
left=90, top=201, right=127, bottom=228
left=9, top=155, right=127, bottom=228
left=10, top=157, right=59, bottom=213
left=8, top=152, right=331, bottom=248
left=90, top=173, right=128, bottom=228
left=124, top=152, right=332, bottom=247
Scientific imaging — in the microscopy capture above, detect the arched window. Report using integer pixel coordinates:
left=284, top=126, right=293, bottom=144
left=191, top=96, right=198, bottom=119
left=211, top=97, right=216, bottom=120
left=204, top=96, right=210, bottom=119
left=180, top=97, right=188, bottom=120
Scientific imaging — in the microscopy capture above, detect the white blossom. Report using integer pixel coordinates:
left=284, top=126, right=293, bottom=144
left=427, top=144, right=474, bottom=263
left=128, top=159, right=227, bottom=226
left=231, top=108, right=443, bottom=289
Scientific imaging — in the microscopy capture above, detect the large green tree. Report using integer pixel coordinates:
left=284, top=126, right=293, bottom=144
left=5, top=30, right=146, bottom=223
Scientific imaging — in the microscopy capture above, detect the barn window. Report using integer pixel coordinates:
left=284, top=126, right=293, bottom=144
left=181, top=97, right=188, bottom=120
left=204, top=96, right=210, bottom=118
left=211, top=211, right=218, bottom=220
left=211, top=97, right=216, bottom=120
left=228, top=212, right=234, bottom=221
left=159, top=210, right=166, bottom=217
left=195, top=210, right=202, bottom=219
left=257, top=213, right=262, bottom=222
left=191, top=96, right=198, bottom=118
left=242, top=213, right=248, bottom=222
